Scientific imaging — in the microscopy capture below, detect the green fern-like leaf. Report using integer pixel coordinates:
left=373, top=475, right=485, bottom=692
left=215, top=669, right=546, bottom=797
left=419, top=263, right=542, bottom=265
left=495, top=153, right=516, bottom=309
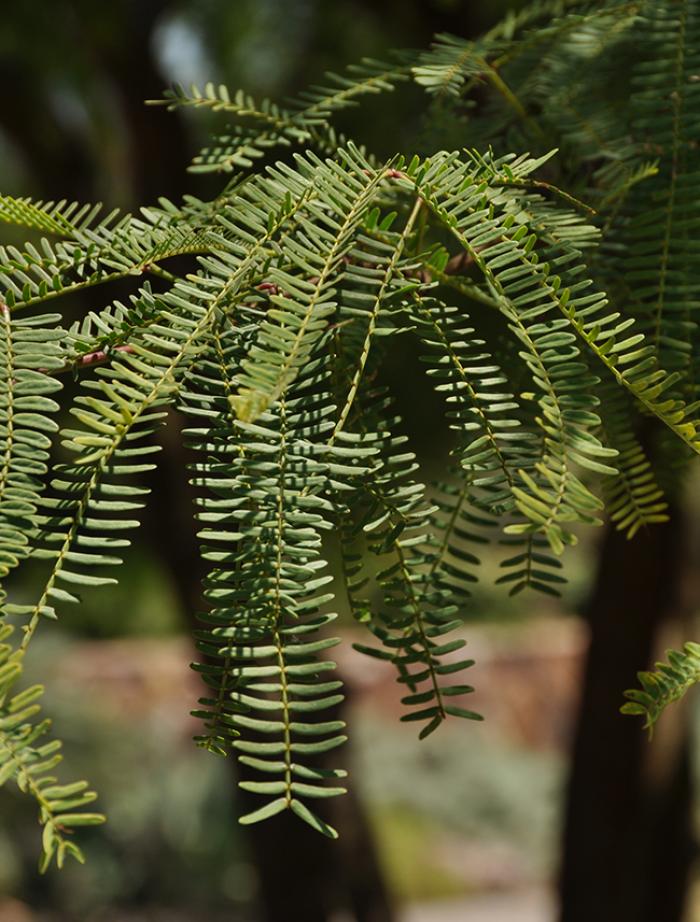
left=622, top=641, right=700, bottom=733
left=0, top=625, right=104, bottom=872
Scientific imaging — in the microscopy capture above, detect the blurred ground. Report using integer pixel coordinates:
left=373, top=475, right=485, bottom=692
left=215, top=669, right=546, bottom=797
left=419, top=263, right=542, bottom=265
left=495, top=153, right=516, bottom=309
left=0, top=617, right=586, bottom=921
left=0, top=892, right=555, bottom=922
left=2, top=614, right=700, bottom=920
left=401, top=888, right=554, bottom=922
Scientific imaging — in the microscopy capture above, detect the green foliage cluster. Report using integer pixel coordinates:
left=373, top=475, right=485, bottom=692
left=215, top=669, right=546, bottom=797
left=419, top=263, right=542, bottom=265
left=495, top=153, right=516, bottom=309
left=622, top=643, right=700, bottom=734
left=1, top=0, right=699, bottom=868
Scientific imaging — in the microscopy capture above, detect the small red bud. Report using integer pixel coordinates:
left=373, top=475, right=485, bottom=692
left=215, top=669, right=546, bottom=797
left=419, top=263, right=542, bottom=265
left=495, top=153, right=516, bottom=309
left=80, top=350, right=107, bottom=365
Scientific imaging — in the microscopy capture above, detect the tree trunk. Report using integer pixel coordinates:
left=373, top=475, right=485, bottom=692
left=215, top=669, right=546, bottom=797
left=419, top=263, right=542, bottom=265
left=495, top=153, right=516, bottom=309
left=559, top=508, right=695, bottom=922
left=239, top=777, right=394, bottom=922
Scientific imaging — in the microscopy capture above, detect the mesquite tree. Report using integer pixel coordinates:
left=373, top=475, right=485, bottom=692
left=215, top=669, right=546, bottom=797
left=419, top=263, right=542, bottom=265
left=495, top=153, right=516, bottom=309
left=0, top=0, right=697, bottom=879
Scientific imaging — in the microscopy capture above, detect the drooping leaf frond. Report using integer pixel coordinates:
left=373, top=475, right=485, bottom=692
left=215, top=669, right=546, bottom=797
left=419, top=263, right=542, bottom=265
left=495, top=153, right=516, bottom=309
left=0, top=625, right=104, bottom=871
left=0, top=204, right=209, bottom=312
left=0, top=308, right=63, bottom=582
left=0, top=195, right=113, bottom=237
left=340, top=400, right=481, bottom=739
left=622, top=641, right=700, bottom=733
left=621, top=1, right=700, bottom=381
left=183, top=328, right=357, bottom=835
left=597, top=382, right=669, bottom=538
left=229, top=147, right=394, bottom=422
left=156, top=53, right=411, bottom=175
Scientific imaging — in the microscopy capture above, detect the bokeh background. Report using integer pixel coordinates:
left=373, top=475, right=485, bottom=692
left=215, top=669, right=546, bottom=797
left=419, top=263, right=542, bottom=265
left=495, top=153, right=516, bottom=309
left=1, top=2, right=700, bottom=920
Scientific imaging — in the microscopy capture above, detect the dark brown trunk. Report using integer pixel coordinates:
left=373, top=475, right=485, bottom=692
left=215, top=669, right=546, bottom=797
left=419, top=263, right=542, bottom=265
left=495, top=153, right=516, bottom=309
left=559, top=508, right=694, bottom=922
left=239, top=777, right=394, bottom=922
